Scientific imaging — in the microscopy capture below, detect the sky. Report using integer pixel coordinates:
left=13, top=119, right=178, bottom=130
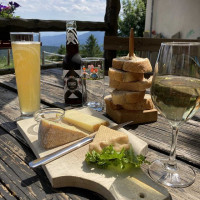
left=1, top=0, right=107, bottom=36
left=1, top=0, right=106, bottom=21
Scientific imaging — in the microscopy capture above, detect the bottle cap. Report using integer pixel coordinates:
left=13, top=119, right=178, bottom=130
left=66, top=20, right=77, bottom=29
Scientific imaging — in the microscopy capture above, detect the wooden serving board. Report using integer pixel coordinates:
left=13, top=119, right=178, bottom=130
left=17, top=107, right=171, bottom=200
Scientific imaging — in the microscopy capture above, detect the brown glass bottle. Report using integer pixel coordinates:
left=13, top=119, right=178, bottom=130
left=63, top=21, right=83, bottom=106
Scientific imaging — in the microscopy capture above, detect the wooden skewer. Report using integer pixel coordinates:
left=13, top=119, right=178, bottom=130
left=129, top=28, right=134, bottom=57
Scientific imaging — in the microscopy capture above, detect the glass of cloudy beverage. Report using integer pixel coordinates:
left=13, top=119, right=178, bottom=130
left=149, top=42, right=200, bottom=188
left=10, top=32, right=41, bottom=118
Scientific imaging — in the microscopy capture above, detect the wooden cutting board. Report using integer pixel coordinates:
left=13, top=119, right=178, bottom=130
left=17, top=107, right=171, bottom=200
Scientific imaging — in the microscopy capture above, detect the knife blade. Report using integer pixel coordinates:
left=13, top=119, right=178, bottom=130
left=29, top=121, right=133, bottom=168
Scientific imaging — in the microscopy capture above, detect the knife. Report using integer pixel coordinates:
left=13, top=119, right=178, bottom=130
left=29, top=121, right=133, bottom=168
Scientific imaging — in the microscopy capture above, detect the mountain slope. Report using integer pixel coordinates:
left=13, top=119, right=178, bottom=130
left=41, top=31, right=104, bottom=47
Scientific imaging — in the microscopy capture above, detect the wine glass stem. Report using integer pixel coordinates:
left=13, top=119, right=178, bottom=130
left=167, top=126, right=179, bottom=169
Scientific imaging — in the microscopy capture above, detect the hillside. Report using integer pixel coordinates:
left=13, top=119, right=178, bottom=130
left=0, top=31, right=104, bottom=58
left=0, top=46, right=59, bottom=57
left=41, top=31, right=104, bottom=47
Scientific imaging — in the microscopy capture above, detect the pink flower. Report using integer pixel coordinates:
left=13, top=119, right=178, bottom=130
left=5, top=6, right=11, bottom=10
left=88, top=64, right=94, bottom=70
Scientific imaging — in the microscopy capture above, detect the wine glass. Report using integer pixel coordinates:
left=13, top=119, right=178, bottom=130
left=149, top=42, right=200, bottom=188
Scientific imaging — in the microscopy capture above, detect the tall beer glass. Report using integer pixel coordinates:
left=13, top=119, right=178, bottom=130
left=10, top=32, right=41, bottom=118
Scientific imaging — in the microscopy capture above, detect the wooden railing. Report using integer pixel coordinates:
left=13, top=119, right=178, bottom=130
left=104, top=37, right=200, bottom=52
left=0, top=0, right=200, bottom=75
left=0, top=0, right=120, bottom=75
left=0, top=19, right=107, bottom=35
left=104, top=36, right=200, bottom=76
left=41, top=51, right=64, bottom=65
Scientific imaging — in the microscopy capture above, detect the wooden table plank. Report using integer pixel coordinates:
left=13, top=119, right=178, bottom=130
left=0, top=70, right=200, bottom=168
left=126, top=115, right=200, bottom=166
left=0, top=69, right=111, bottom=109
left=0, top=125, right=105, bottom=200
left=0, top=182, right=17, bottom=200
left=0, top=69, right=200, bottom=199
left=143, top=150, right=200, bottom=200
left=0, top=126, right=63, bottom=200
left=0, top=85, right=107, bottom=200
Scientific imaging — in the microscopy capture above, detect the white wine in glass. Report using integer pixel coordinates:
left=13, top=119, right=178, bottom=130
left=149, top=42, right=200, bottom=188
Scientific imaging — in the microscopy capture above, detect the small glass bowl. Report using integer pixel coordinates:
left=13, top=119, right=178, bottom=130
left=34, top=108, right=65, bottom=123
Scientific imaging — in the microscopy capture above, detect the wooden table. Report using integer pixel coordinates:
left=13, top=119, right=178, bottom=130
left=0, top=68, right=200, bottom=200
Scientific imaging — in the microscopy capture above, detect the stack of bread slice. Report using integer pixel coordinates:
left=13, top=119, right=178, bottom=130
left=104, top=55, right=158, bottom=124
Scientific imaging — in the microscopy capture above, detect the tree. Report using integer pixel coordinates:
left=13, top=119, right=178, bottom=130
left=48, top=45, right=66, bottom=61
left=57, top=44, right=66, bottom=55
left=80, top=34, right=103, bottom=57
left=118, top=0, right=147, bottom=37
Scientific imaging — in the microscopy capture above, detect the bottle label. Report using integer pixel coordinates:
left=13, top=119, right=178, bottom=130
left=63, top=69, right=81, bottom=99
left=67, top=29, right=78, bottom=45
left=67, top=77, right=78, bottom=90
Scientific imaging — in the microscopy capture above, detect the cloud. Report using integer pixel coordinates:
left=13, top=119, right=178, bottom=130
left=3, top=0, right=106, bottom=21
left=71, top=4, right=90, bottom=12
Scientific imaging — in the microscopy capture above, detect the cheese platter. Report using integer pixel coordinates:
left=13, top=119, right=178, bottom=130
left=17, top=107, right=171, bottom=200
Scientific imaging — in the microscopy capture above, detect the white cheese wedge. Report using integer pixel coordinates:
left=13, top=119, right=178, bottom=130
left=38, top=119, right=88, bottom=149
left=89, top=125, right=148, bottom=156
left=89, top=125, right=130, bottom=153
left=62, top=110, right=109, bottom=132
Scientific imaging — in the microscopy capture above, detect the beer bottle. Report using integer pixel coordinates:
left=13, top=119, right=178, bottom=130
left=63, top=20, right=83, bottom=106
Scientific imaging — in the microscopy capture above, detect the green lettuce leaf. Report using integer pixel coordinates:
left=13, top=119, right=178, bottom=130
left=85, top=145, right=149, bottom=169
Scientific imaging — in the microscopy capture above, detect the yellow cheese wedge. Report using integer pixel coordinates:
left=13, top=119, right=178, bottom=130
left=38, top=119, right=88, bottom=149
left=62, top=110, right=109, bottom=132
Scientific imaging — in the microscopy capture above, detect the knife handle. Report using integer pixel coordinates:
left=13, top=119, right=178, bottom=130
left=29, top=136, right=94, bottom=168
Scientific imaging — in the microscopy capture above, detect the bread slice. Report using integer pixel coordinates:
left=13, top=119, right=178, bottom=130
left=105, top=94, right=154, bottom=110
left=38, top=119, right=88, bottom=149
left=112, top=55, right=152, bottom=73
left=89, top=125, right=130, bottom=153
left=108, top=67, right=144, bottom=82
left=123, top=56, right=152, bottom=73
left=111, top=89, right=145, bottom=104
left=112, top=56, right=130, bottom=69
left=62, top=110, right=109, bottom=132
left=104, top=95, right=122, bottom=110
left=105, top=98, right=157, bottom=124
left=109, top=77, right=152, bottom=91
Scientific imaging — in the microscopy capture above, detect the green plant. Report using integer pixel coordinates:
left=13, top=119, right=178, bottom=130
left=80, top=34, right=103, bottom=57
left=118, top=0, right=147, bottom=37
left=0, top=1, right=20, bottom=18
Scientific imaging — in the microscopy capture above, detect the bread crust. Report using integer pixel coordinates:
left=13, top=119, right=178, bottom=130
left=108, top=67, right=144, bottom=82
left=105, top=94, right=154, bottom=110
left=109, top=77, right=152, bottom=91
left=112, top=56, right=129, bottom=69
left=123, top=57, right=152, bottom=73
left=112, top=55, right=152, bottom=73
left=111, top=89, right=145, bottom=104
left=105, top=99, right=157, bottom=124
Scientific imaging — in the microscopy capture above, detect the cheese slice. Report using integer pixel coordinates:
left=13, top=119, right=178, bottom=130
left=62, top=110, right=109, bottom=132
left=89, top=125, right=130, bottom=153
left=38, top=119, right=88, bottom=149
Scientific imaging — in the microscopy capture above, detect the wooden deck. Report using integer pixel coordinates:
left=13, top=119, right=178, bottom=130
left=0, top=68, right=200, bottom=199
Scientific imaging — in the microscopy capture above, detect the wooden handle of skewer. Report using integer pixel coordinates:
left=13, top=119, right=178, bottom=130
left=129, top=28, right=134, bottom=57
